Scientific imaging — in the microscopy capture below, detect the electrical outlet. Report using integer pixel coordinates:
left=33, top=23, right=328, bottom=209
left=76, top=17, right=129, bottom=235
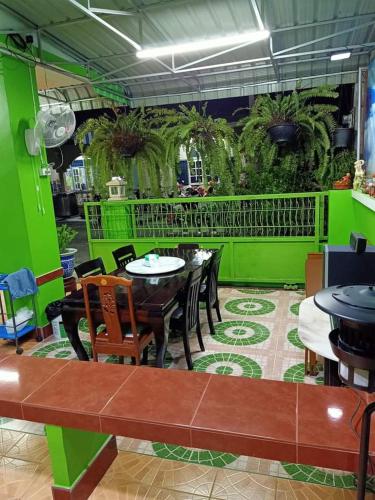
left=39, top=167, right=52, bottom=177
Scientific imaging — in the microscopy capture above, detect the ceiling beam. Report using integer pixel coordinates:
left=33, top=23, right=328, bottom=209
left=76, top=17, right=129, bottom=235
left=274, top=20, right=375, bottom=55
left=174, top=40, right=265, bottom=71
left=66, top=0, right=141, bottom=50
left=51, top=49, right=369, bottom=91
left=273, top=13, right=375, bottom=33
left=130, top=70, right=358, bottom=103
left=251, top=0, right=280, bottom=82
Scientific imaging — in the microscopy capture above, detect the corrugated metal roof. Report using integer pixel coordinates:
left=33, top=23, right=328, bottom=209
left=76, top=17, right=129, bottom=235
left=1, top=0, right=375, bottom=106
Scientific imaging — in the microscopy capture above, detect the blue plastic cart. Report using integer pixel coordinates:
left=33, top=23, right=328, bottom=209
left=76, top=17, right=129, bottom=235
left=0, top=273, right=37, bottom=354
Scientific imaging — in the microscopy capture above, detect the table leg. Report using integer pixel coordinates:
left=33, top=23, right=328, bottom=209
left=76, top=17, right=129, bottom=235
left=62, top=311, right=89, bottom=361
left=152, top=316, right=167, bottom=369
left=324, top=358, right=341, bottom=386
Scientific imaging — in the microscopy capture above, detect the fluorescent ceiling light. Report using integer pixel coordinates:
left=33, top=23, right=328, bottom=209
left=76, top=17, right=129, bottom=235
left=331, top=52, right=351, bottom=61
left=137, top=30, right=270, bottom=59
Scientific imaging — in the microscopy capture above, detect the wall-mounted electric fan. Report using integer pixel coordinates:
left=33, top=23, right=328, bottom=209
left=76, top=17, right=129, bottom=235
left=25, top=104, right=76, bottom=156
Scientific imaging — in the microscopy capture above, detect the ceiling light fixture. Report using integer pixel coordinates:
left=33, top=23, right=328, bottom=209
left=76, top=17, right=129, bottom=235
left=137, top=30, right=270, bottom=59
left=330, top=52, right=351, bottom=61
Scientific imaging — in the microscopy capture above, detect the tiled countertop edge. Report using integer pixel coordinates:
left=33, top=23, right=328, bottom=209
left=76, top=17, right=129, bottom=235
left=352, top=190, right=375, bottom=212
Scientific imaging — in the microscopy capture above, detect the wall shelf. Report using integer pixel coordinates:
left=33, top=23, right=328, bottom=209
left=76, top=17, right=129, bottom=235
left=352, top=190, right=375, bottom=213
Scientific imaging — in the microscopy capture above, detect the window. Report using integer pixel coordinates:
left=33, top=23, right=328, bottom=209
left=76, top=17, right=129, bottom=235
left=189, top=159, right=203, bottom=185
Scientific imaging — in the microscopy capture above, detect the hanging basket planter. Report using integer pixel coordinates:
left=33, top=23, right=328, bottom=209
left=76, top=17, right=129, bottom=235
left=112, top=132, right=145, bottom=158
left=267, top=123, right=298, bottom=145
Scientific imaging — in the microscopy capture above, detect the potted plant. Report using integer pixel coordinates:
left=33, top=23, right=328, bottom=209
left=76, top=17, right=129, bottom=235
left=236, top=84, right=339, bottom=193
left=237, top=85, right=338, bottom=147
left=149, top=103, right=241, bottom=195
left=57, top=224, right=78, bottom=278
left=75, top=109, right=165, bottom=198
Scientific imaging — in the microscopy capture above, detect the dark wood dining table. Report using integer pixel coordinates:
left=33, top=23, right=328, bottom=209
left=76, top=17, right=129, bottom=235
left=61, top=248, right=214, bottom=368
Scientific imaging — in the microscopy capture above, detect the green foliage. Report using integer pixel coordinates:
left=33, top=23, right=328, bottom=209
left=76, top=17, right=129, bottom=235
left=57, top=224, right=78, bottom=253
left=75, top=109, right=167, bottom=198
left=148, top=103, right=239, bottom=196
left=236, top=85, right=339, bottom=194
left=317, top=149, right=356, bottom=190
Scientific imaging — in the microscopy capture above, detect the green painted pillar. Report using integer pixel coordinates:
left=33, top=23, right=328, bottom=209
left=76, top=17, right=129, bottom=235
left=327, top=190, right=355, bottom=245
left=0, top=54, right=64, bottom=327
left=45, top=426, right=111, bottom=490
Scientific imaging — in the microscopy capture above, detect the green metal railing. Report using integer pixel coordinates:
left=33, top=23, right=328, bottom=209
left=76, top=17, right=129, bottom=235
left=84, top=192, right=328, bottom=285
left=85, top=192, right=328, bottom=242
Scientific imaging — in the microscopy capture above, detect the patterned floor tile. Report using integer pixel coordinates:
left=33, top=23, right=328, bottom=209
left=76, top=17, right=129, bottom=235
left=2, top=287, right=368, bottom=498
left=211, top=469, right=276, bottom=499
left=0, top=456, right=52, bottom=499
left=193, top=352, right=263, bottom=378
left=0, top=429, right=24, bottom=456
left=150, top=459, right=216, bottom=497
left=6, top=433, right=49, bottom=464
left=210, top=320, right=271, bottom=346
left=224, top=297, right=277, bottom=317
left=90, top=482, right=209, bottom=499
left=275, top=478, right=361, bottom=499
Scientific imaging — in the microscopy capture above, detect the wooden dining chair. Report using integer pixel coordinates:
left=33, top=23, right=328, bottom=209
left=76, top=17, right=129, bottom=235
left=177, top=243, right=200, bottom=250
left=81, top=275, right=154, bottom=365
left=199, top=246, right=224, bottom=335
left=169, top=267, right=203, bottom=370
left=75, top=257, right=106, bottom=279
left=112, top=245, right=136, bottom=270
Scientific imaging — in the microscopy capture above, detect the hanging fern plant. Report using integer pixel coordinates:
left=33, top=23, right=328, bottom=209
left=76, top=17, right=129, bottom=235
left=148, top=103, right=240, bottom=196
left=75, top=109, right=166, bottom=198
left=236, top=84, right=339, bottom=193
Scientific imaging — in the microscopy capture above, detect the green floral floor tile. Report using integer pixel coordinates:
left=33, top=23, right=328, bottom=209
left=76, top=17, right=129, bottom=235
left=0, top=417, right=12, bottom=425
left=152, top=443, right=238, bottom=467
left=31, top=340, right=92, bottom=359
left=237, top=288, right=276, bottom=295
left=193, top=352, right=262, bottom=378
left=78, top=317, right=89, bottom=332
left=287, top=328, right=304, bottom=350
left=105, top=345, right=173, bottom=368
left=213, top=320, right=270, bottom=346
left=290, top=302, right=301, bottom=316
left=225, top=298, right=276, bottom=316
left=283, top=363, right=324, bottom=385
left=283, top=363, right=305, bottom=383
left=281, top=462, right=355, bottom=489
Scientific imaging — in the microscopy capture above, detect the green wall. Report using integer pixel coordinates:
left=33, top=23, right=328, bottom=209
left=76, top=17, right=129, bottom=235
left=328, top=190, right=375, bottom=245
left=46, top=425, right=110, bottom=488
left=352, top=197, right=375, bottom=244
left=89, top=238, right=319, bottom=286
left=0, top=54, right=63, bottom=325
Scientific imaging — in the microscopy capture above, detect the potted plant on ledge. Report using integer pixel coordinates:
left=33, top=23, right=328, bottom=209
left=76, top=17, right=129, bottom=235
left=57, top=225, right=78, bottom=278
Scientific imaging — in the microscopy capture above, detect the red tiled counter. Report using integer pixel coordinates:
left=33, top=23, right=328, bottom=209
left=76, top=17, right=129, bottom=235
left=0, top=354, right=374, bottom=496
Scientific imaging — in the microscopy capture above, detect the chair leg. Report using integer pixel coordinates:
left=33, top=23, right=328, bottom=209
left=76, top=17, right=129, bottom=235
left=135, top=354, right=141, bottom=366
left=182, top=329, right=193, bottom=370
left=206, top=301, right=215, bottom=335
left=118, top=356, right=124, bottom=364
left=142, top=346, right=149, bottom=365
left=92, top=350, right=98, bottom=362
left=131, top=357, right=136, bottom=365
left=215, top=300, right=222, bottom=322
left=196, top=317, right=205, bottom=352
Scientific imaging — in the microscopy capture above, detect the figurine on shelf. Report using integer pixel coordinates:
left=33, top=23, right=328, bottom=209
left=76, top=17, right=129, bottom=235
left=353, top=159, right=365, bottom=191
left=333, top=172, right=352, bottom=190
